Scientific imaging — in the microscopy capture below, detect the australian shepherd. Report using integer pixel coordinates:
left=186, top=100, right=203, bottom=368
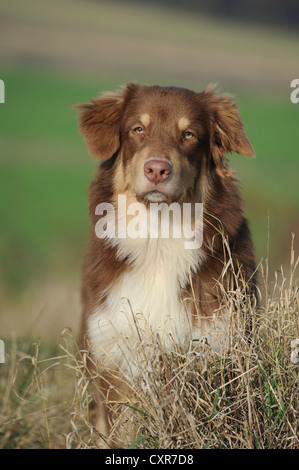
left=77, top=83, right=256, bottom=438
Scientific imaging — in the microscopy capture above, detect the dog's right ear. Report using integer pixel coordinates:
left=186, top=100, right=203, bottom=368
left=76, top=83, right=139, bottom=160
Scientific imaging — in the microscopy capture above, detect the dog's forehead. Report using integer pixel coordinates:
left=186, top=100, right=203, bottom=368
left=128, top=85, right=199, bottom=122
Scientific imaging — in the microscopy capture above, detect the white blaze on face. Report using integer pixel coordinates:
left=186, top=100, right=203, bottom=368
left=178, top=116, right=190, bottom=131
left=140, top=113, right=151, bottom=128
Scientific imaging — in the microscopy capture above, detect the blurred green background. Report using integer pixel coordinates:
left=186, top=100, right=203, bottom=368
left=0, top=0, right=298, bottom=339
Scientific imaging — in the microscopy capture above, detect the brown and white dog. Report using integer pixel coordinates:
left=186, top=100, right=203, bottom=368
left=77, top=83, right=256, bottom=437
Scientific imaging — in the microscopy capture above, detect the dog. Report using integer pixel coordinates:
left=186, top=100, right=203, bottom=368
left=77, top=83, right=256, bottom=438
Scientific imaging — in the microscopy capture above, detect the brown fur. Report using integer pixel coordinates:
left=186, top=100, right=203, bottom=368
left=77, top=83, right=256, bottom=439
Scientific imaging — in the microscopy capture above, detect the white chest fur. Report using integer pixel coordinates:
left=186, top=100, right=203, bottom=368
left=88, top=233, right=207, bottom=377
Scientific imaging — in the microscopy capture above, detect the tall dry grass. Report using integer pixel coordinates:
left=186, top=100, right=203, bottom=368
left=0, top=240, right=298, bottom=449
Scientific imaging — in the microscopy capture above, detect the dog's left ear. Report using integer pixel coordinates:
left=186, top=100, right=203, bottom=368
left=202, top=86, right=255, bottom=176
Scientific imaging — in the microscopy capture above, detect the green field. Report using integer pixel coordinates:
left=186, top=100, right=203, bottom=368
left=0, top=0, right=298, bottom=300
left=0, top=69, right=298, bottom=294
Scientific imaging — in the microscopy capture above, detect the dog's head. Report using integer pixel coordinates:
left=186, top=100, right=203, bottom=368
left=78, top=83, right=254, bottom=203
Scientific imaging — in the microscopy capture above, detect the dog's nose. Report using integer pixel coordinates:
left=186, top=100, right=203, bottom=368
left=144, top=160, right=172, bottom=184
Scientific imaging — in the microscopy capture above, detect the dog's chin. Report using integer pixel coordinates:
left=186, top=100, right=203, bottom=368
left=145, top=190, right=169, bottom=203
left=136, top=190, right=183, bottom=205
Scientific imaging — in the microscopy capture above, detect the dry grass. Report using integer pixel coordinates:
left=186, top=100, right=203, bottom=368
left=1, top=242, right=298, bottom=449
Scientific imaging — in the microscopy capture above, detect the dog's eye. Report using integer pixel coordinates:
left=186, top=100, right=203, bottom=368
left=134, top=126, right=144, bottom=135
left=183, top=131, right=194, bottom=140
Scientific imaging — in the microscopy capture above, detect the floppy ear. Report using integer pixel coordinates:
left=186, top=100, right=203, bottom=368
left=203, top=86, right=255, bottom=176
left=77, top=83, right=139, bottom=160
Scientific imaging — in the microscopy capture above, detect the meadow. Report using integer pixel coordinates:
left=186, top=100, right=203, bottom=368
left=0, top=0, right=298, bottom=449
left=0, top=67, right=298, bottom=450
left=0, top=251, right=298, bottom=449
left=0, top=69, right=298, bottom=296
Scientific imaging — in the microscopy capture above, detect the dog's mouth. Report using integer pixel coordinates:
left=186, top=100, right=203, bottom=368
left=136, top=189, right=184, bottom=205
left=135, top=190, right=166, bottom=204
left=145, top=190, right=168, bottom=203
